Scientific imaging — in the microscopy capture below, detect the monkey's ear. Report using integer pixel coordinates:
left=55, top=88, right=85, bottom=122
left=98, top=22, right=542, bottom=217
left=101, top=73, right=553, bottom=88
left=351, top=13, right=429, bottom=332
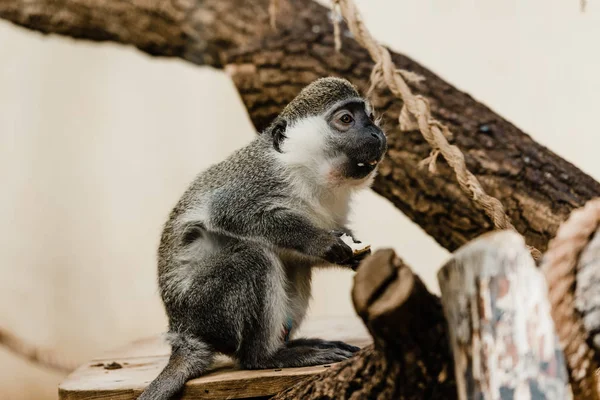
left=269, top=120, right=287, bottom=153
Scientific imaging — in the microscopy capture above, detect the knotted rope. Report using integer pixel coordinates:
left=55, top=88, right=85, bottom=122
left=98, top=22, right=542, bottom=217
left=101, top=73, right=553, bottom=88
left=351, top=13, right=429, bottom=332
left=0, top=326, right=79, bottom=373
left=541, top=198, right=600, bottom=398
left=328, top=0, right=542, bottom=260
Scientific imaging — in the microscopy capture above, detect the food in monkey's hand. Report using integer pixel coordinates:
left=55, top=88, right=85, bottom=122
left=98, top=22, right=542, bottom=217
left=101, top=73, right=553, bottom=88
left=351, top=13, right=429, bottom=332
left=340, top=233, right=371, bottom=256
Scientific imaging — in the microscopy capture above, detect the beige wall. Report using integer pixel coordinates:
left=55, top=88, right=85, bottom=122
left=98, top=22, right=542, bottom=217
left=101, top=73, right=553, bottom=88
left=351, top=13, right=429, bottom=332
left=1, top=0, right=599, bottom=398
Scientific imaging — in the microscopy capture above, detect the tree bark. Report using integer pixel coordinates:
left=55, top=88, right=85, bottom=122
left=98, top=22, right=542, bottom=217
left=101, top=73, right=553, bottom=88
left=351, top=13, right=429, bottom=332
left=273, top=249, right=456, bottom=399
left=1, top=0, right=599, bottom=254
left=438, top=231, right=570, bottom=400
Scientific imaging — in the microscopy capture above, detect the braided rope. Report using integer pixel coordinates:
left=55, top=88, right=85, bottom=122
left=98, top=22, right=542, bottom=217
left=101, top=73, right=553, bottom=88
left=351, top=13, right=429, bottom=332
left=0, top=326, right=79, bottom=373
left=265, top=2, right=539, bottom=257
left=329, top=0, right=541, bottom=260
left=541, top=198, right=600, bottom=398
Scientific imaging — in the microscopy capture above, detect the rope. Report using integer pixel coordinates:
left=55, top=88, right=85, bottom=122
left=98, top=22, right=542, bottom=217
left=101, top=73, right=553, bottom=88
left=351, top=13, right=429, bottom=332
left=0, top=326, right=78, bottom=373
left=541, top=198, right=600, bottom=398
left=329, top=0, right=541, bottom=261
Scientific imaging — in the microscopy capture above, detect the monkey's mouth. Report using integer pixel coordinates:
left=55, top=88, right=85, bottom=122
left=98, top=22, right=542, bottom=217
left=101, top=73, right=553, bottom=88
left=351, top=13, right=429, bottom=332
left=356, top=160, right=379, bottom=168
left=344, top=157, right=381, bottom=180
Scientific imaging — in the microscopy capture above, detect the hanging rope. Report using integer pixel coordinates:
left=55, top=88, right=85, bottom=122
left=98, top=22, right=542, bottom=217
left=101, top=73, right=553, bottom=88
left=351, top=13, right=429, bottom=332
left=326, top=0, right=541, bottom=260
left=541, top=199, right=600, bottom=398
left=0, top=326, right=79, bottom=373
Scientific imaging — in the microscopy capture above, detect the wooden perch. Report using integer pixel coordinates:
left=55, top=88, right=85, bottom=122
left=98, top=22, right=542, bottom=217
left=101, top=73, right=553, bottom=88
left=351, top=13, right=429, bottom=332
left=58, top=316, right=374, bottom=399
left=438, top=231, right=570, bottom=399
left=1, top=0, right=599, bottom=254
left=273, top=249, right=456, bottom=399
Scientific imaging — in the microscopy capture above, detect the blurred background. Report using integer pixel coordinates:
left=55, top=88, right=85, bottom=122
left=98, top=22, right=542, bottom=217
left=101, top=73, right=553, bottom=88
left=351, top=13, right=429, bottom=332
left=1, top=0, right=599, bottom=398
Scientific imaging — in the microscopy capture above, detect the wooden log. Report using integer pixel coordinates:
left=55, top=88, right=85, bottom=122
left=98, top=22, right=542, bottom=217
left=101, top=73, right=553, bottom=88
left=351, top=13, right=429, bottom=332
left=57, top=316, right=372, bottom=400
left=273, top=249, right=457, bottom=399
left=1, top=0, right=599, bottom=254
left=438, top=231, right=571, bottom=400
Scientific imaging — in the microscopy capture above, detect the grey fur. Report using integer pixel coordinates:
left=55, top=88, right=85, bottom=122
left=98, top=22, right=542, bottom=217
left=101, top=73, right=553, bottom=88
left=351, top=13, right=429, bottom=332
left=138, top=77, right=386, bottom=400
left=267, top=76, right=361, bottom=129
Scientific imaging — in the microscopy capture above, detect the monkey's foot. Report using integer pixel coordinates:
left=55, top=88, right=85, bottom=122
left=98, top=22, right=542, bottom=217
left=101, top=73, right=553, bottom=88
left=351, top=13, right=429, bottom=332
left=286, top=338, right=360, bottom=353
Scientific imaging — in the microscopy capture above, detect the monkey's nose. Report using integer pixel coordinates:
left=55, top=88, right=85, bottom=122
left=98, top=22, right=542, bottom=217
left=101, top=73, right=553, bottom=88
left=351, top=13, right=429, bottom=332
left=369, top=127, right=386, bottom=147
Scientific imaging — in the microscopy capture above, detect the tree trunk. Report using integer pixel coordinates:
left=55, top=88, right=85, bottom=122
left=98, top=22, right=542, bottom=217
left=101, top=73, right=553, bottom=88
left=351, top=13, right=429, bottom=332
left=273, top=249, right=456, bottom=399
left=1, top=0, right=599, bottom=254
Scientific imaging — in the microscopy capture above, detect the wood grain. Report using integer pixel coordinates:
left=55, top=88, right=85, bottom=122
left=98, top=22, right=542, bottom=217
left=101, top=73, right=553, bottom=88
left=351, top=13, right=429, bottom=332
left=58, top=316, right=372, bottom=400
left=438, top=231, right=571, bottom=399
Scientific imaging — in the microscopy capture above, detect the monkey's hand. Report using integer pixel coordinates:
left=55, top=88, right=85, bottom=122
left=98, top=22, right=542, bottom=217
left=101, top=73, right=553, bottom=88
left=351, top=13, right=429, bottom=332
left=322, top=232, right=354, bottom=264
left=323, top=230, right=371, bottom=268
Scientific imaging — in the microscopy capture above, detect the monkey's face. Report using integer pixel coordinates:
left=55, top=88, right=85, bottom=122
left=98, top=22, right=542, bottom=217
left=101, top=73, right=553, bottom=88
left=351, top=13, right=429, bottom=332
left=324, top=99, right=387, bottom=181
left=271, top=97, right=387, bottom=187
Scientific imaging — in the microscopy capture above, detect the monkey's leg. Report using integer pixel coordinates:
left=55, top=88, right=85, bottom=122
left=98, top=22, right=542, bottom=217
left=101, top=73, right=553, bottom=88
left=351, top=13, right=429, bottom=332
left=165, top=227, right=358, bottom=371
left=236, top=256, right=359, bottom=370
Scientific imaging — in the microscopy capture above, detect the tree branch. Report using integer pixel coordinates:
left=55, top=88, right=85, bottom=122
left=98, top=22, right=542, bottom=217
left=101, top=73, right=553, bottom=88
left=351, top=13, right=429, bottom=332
left=2, top=0, right=599, bottom=252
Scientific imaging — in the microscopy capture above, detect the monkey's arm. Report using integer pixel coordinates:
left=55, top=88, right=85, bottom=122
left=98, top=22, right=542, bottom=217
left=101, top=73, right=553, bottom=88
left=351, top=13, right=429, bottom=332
left=211, top=204, right=356, bottom=265
left=258, top=212, right=357, bottom=265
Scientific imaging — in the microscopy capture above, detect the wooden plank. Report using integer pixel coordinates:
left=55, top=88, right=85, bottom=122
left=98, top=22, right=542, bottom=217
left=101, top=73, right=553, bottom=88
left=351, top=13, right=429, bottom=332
left=59, top=315, right=371, bottom=400
left=438, top=231, right=571, bottom=400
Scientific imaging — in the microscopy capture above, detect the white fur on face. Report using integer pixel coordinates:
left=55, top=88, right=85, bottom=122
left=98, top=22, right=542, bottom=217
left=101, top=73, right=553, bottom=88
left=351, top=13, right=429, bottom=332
left=275, top=115, right=377, bottom=188
left=275, top=116, right=333, bottom=186
left=274, top=115, right=377, bottom=229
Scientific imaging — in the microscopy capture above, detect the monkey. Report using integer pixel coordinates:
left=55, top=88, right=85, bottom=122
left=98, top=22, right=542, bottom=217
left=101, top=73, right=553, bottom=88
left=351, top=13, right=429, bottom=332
left=138, top=77, right=387, bottom=400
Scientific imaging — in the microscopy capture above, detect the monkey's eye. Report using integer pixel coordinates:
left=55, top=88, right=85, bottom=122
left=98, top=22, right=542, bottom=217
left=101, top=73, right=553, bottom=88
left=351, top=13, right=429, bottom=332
left=332, top=110, right=355, bottom=131
left=338, top=113, right=354, bottom=125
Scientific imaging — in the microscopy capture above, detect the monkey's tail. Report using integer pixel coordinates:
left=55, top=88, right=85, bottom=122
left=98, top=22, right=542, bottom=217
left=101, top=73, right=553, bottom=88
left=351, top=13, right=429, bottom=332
left=137, top=333, right=214, bottom=400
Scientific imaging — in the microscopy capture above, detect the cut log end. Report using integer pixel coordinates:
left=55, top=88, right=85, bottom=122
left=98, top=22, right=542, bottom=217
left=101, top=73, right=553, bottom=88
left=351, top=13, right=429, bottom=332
left=274, top=249, right=456, bottom=399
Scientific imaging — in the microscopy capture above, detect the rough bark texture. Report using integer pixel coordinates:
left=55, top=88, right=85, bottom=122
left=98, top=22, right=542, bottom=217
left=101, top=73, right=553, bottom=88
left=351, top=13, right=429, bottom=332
left=438, top=231, right=570, bottom=400
left=2, top=0, right=600, bottom=254
left=273, top=249, right=456, bottom=399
